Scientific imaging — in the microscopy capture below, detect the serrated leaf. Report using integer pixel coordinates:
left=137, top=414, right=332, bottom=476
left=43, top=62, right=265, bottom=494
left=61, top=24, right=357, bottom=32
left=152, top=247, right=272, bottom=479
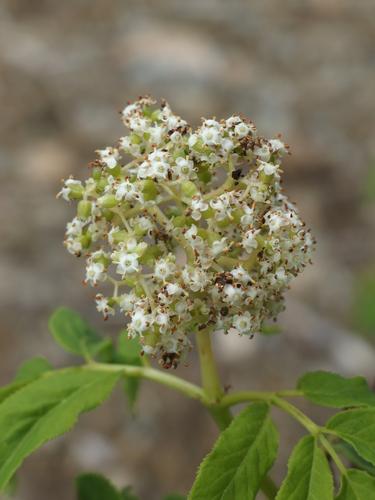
left=298, top=371, right=375, bottom=408
left=49, top=307, right=112, bottom=358
left=327, top=408, right=375, bottom=466
left=276, top=435, right=333, bottom=500
left=336, top=469, right=375, bottom=499
left=0, top=358, right=52, bottom=405
left=189, top=403, right=279, bottom=500
left=0, top=368, right=119, bottom=490
left=76, top=473, right=122, bottom=500
left=115, top=332, right=142, bottom=411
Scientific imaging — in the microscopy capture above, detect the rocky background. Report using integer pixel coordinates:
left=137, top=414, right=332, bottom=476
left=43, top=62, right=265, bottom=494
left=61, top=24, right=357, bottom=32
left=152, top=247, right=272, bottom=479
left=0, top=1, right=374, bottom=499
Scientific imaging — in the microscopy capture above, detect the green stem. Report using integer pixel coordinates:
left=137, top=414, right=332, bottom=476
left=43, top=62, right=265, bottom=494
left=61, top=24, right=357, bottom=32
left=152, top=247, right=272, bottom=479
left=85, top=362, right=207, bottom=403
left=195, top=329, right=277, bottom=498
left=271, top=397, right=320, bottom=436
left=319, top=435, right=347, bottom=476
left=221, top=391, right=320, bottom=436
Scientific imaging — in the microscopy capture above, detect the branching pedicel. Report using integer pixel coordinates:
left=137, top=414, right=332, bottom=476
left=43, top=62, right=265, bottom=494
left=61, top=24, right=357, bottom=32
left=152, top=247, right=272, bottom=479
left=59, top=96, right=314, bottom=367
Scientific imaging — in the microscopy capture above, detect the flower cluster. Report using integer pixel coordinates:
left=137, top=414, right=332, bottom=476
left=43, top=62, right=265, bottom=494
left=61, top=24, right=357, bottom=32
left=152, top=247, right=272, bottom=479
left=59, top=96, right=314, bottom=368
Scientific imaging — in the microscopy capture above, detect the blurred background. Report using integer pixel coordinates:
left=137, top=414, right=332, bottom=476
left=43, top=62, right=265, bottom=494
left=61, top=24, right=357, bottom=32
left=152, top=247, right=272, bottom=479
left=0, top=1, right=375, bottom=498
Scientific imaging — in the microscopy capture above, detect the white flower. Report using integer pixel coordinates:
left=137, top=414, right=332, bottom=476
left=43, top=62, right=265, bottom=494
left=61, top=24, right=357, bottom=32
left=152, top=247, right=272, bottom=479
left=149, top=126, right=166, bottom=145
left=66, top=217, right=85, bottom=237
left=122, top=103, right=138, bottom=119
left=211, top=238, right=227, bottom=257
left=175, top=157, right=195, bottom=178
left=95, top=294, right=115, bottom=318
left=153, top=161, right=169, bottom=180
left=115, top=180, right=141, bottom=201
left=166, top=283, right=182, bottom=296
left=58, top=179, right=82, bottom=201
left=233, top=312, right=252, bottom=334
left=223, top=284, right=244, bottom=304
left=258, top=161, right=278, bottom=176
left=264, top=211, right=287, bottom=233
left=269, top=139, right=287, bottom=154
left=231, top=266, right=251, bottom=284
left=191, top=197, right=209, bottom=220
left=119, top=292, right=137, bottom=312
left=155, top=311, right=170, bottom=332
left=240, top=205, right=255, bottom=227
left=254, top=144, right=271, bottom=161
left=234, top=122, right=250, bottom=138
left=243, top=229, right=260, bottom=253
left=65, top=238, right=82, bottom=255
left=182, top=267, right=209, bottom=292
left=85, top=262, right=106, bottom=285
left=96, top=147, right=119, bottom=169
left=130, top=309, right=150, bottom=333
left=188, top=134, right=198, bottom=148
left=200, top=126, right=221, bottom=146
left=112, top=250, right=139, bottom=276
left=154, top=258, right=175, bottom=281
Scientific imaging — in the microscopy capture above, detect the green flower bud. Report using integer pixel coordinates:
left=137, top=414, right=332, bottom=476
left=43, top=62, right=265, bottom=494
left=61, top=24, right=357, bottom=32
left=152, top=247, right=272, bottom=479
left=98, top=194, right=118, bottom=208
left=131, top=133, right=142, bottom=144
left=68, top=184, right=84, bottom=200
left=181, top=181, right=198, bottom=198
left=77, top=200, right=92, bottom=219
left=80, top=233, right=91, bottom=249
left=142, top=179, right=158, bottom=200
left=92, top=167, right=102, bottom=181
left=111, top=229, right=128, bottom=244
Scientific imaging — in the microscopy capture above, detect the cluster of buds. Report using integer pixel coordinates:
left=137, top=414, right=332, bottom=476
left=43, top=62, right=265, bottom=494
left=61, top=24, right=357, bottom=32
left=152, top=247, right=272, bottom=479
left=59, top=96, right=314, bottom=368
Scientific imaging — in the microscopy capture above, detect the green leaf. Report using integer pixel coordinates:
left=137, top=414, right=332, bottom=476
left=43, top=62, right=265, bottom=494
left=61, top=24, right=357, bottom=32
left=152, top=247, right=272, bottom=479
left=297, top=371, right=375, bottom=408
left=327, top=408, right=375, bottom=466
left=164, top=495, right=186, bottom=500
left=115, top=332, right=143, bottom=411
left=48, top=307, right=112, bottom=358
left=0, top=357, right=52, bottom=405
left=335, top=441, right=375, bottom=476
left=0, top=368, right=119, bottom=490
left=76, top=473, right=122, bottom=500
left=276, top=435, right=333, bottom=500
left=336, top=469, right=375, bottom=499
left=14, top=357, right=52, bottom=383
left=188, top=403, right=279, bottom=500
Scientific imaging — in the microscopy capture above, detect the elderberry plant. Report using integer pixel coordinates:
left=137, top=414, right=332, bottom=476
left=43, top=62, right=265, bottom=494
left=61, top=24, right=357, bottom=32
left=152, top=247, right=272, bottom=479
left=0, top=97, right=374, bottom=500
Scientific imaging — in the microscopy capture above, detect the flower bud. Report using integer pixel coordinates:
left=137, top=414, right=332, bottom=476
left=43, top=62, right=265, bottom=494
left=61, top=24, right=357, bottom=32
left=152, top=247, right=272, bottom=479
left=98, top=194, right=118, bottom=208
left=181, top=181, right=198, bottom=198
left=141, top=179, right=158, bottom=201
left=77, top=200, right=92, bottom=219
